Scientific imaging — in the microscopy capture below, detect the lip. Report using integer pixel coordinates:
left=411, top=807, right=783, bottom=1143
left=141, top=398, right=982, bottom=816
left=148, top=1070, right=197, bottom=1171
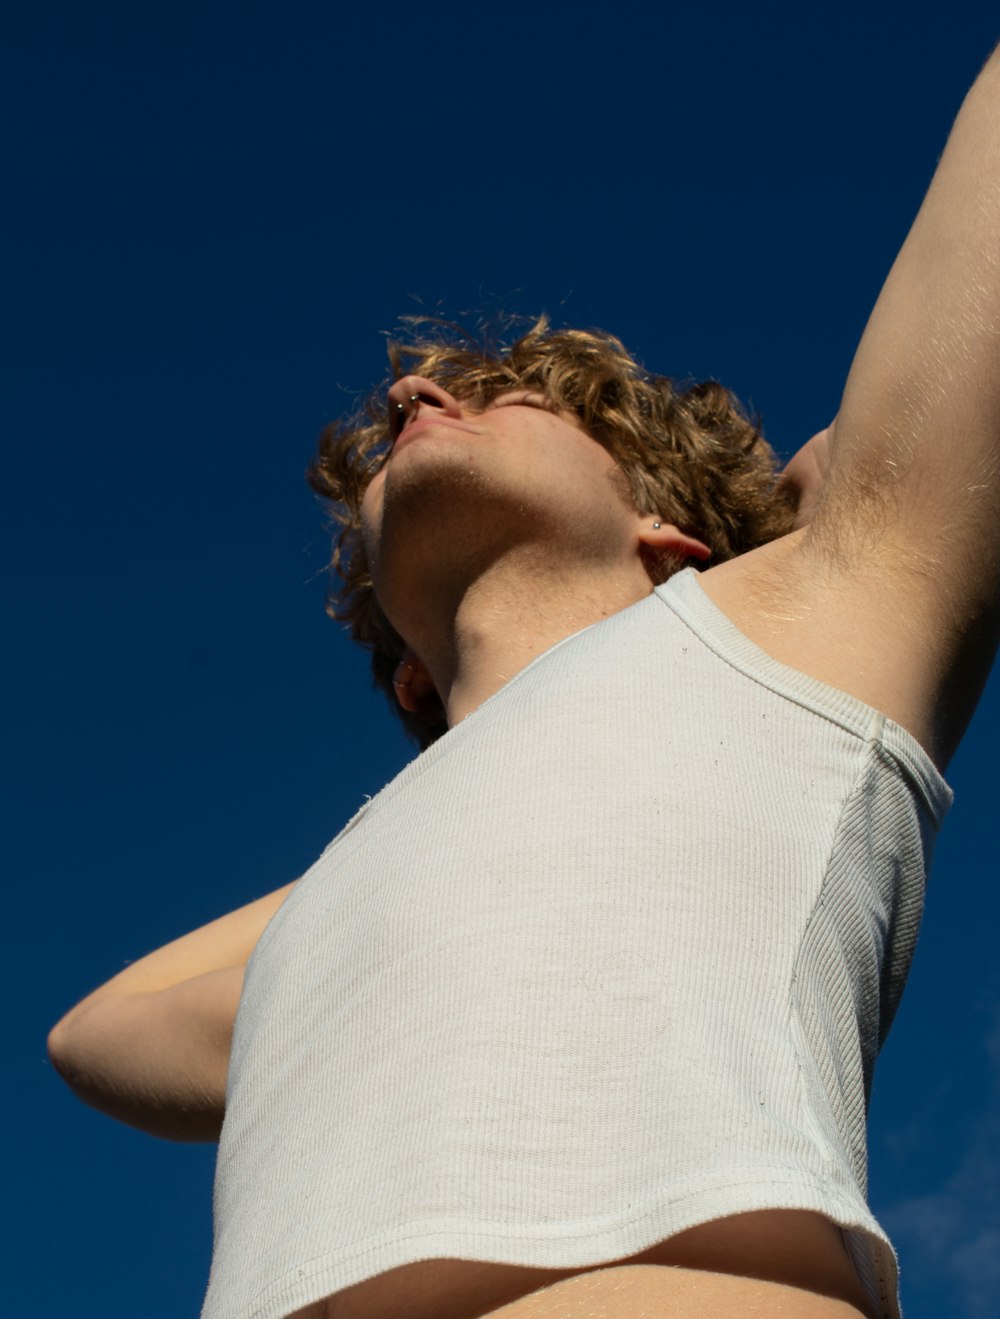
left=394, top=416, right=480, bottom=452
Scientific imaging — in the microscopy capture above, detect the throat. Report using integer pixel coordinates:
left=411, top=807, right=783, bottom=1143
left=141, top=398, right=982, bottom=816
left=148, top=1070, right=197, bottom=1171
left=419, top=563, right=653, bottom=729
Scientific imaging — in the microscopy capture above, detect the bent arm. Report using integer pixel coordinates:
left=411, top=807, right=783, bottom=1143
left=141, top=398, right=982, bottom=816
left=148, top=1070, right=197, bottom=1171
left=47, top=881, right=295, bottom=1142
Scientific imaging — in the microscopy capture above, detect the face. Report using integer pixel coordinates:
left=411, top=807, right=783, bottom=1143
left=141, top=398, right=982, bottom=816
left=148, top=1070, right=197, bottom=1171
left=360, top=374, right=648, bottom=627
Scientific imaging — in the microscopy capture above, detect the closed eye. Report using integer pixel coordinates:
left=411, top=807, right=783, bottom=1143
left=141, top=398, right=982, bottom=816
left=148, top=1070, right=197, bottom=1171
left=487, top=391, right=551, bottom=410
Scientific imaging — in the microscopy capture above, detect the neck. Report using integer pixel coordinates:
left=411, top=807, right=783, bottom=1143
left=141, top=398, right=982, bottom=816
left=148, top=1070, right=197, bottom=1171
left=402, top=556, right=655, bottom=728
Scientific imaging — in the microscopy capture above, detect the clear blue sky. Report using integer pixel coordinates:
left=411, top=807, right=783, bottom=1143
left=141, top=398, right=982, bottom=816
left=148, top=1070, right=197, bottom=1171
left=7, top=4, right=999, bottom=1317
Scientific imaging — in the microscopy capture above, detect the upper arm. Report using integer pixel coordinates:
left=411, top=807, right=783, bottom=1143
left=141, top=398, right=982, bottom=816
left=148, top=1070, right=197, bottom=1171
left=789, top=47, right=1000, bottom=764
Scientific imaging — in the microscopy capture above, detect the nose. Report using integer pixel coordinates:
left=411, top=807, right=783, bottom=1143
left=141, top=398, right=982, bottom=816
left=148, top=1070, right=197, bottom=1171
left=387, top=375, right=463, bottom=440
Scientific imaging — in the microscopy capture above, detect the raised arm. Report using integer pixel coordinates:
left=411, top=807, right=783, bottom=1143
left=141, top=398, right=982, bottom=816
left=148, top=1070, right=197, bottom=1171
left=47, top=882, right=295, bottom=1142
left=719, top=46, right=1000, bottom=770
left=817, top=45, right=1000, bottom=558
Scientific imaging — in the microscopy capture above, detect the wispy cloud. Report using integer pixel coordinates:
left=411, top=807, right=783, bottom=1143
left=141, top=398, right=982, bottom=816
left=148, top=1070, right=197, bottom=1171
left=879, top=1000, right=1000, bottom=1318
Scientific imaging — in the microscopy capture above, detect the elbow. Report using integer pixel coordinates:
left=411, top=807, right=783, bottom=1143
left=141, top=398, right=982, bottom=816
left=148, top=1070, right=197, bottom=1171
left=45, top=996, right=226, bottom=1144
left=46, top=1020, right=65, bottom=1071
left=46, top=1001, right=120, bottom=1117
left=46, top=1008, right=88, bottom=1086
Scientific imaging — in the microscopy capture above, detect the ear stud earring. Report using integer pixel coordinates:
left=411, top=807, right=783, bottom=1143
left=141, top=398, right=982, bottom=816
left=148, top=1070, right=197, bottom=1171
left=652, top=521, right=662, bottom=529
left=392, top=661, right=415, bottom=689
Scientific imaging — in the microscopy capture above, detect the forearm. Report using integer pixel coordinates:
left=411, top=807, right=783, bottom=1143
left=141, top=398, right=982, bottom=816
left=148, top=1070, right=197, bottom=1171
left=48, top=881, right=296, bottom=1140
left=56, top=881, right=296, bottom=1007
left=818, top=44, right=1000, bottom=571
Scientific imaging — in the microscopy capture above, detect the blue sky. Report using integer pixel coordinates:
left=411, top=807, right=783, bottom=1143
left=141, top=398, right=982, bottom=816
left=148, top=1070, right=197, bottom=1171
left=7, top=4, right=999, bottom=1317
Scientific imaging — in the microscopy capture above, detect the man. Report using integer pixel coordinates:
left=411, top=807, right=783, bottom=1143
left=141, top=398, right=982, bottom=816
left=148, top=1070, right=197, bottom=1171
left=48, top=42, right=1000, bottom=1319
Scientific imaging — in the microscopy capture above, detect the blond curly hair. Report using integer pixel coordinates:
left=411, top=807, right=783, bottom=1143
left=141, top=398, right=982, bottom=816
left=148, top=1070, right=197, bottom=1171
left=308, top=316, right=796, bottom=747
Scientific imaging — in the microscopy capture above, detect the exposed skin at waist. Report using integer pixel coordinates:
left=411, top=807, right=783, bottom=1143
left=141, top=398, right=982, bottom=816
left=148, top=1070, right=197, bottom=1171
left=289, top=1209, right=878, bottom=1319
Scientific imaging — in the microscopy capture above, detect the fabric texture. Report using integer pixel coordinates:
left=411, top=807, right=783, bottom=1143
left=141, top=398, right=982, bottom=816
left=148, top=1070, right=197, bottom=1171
left=203, top=568, right=952, bottom=1319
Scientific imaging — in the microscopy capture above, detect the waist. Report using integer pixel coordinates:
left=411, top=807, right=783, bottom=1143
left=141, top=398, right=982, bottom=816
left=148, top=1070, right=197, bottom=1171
left=289, top=1210, right=880, bottom=1319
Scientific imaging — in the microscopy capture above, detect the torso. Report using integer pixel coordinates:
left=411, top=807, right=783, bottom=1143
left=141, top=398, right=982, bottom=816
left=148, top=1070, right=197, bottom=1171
left=290, top=1210, right=876, bottom=1318
left=291, top=536, right=918, bottom=1319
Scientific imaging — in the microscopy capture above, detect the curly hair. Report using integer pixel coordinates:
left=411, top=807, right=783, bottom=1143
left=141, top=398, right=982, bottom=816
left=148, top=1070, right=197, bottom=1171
left=308, top=315, right=796, bottom=748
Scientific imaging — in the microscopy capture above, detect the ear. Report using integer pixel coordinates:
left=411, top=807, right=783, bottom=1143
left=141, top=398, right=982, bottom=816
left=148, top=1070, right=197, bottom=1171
left=391, top=650, right=437, bottom=713
left=636, top=519, right=712, bottom=563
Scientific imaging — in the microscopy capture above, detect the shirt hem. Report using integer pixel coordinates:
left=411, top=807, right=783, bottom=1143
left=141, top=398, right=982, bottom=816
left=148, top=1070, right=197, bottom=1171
left=213, top=1174, right=899, bottom=1319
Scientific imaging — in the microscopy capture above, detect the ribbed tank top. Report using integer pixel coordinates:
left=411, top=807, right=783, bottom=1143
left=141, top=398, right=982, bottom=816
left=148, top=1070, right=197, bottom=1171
left=204, top=568, right=952, bottom=1319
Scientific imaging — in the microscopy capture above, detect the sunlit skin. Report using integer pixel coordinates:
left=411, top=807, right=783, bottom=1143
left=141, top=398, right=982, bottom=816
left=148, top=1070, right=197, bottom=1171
left=360, top=374, right=712, bottom=727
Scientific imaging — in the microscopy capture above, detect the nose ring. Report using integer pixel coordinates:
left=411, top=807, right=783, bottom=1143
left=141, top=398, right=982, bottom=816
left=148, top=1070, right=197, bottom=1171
left=395, top=393, right=421, bottom=415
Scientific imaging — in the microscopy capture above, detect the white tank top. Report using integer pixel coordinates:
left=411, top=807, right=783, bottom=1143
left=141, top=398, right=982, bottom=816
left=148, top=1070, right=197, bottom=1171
left=204, top=568, right=952, bottom=1319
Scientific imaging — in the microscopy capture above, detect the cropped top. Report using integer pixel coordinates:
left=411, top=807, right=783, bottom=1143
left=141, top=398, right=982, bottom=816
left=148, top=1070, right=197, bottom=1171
left=203, top=568, right=953, bottom=1319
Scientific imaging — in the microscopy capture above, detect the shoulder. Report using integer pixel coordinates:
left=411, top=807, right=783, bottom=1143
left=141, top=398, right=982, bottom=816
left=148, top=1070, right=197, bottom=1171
left=694, top=530, right=986, bottom=771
